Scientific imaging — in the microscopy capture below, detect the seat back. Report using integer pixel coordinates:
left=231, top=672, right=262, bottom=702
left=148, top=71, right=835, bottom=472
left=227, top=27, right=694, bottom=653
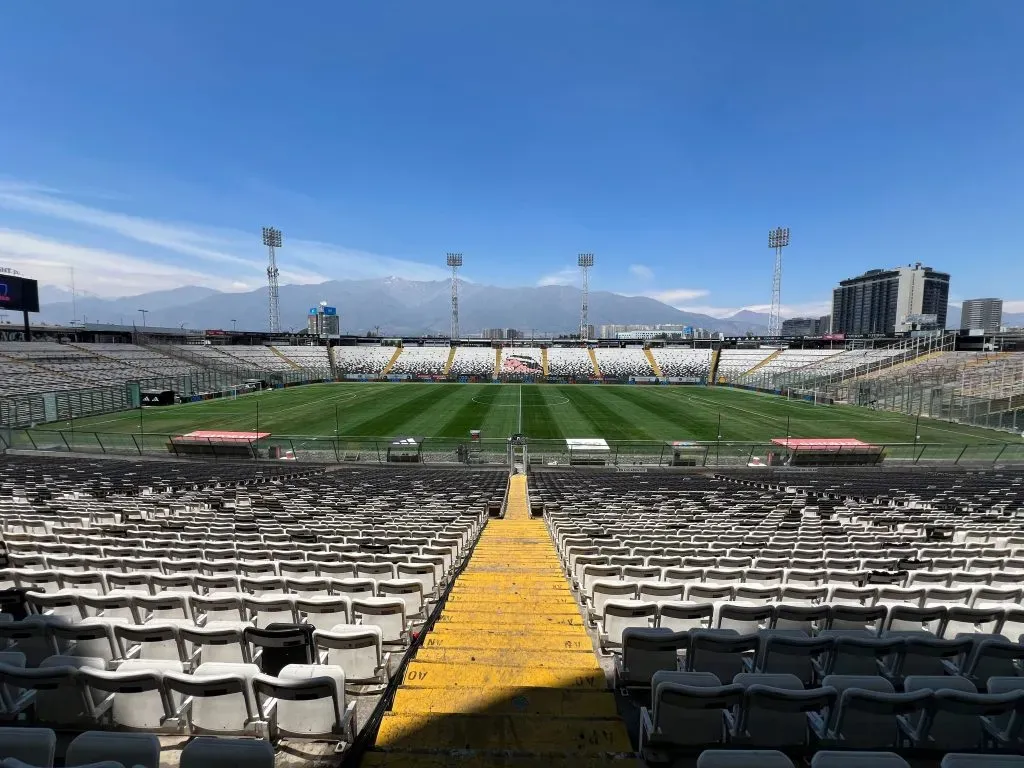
left=67, top=730, right=161, bottom=768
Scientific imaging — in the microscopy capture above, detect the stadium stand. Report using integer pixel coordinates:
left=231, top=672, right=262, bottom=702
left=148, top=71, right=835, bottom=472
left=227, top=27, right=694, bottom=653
left=715, top=349, right=779, bottom=381
left=387, top=346, right=451, bottom=376
left=0, top=342, right=202, bottom=395
left=212, top=345, right=298, bottom=372
left=853, top=351, right=996, bottom=386
left=3, top=450, right=1024, bottom=764
left=739, top=349, right=842, bottom=380
left=270, top=345, right=332, bottom=375
left=652, top=348, right=714, bottom=379
left=447, top=346, right=496, bottom=377
left=546, top=346, right=595, bottom=378
left=594, top=347, right=655, bottom=378
left=160, top=343, right=240, bottom=367
left=0, top=455, right=504, bottom=760
left=331, top=345, right=396, bottom=375
left=532, top=466, right=1024, bottom=762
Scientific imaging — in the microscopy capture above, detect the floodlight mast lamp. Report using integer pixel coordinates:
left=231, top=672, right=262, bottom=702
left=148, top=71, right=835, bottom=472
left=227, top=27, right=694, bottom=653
left=768, top=227, right=790, bottom=338
left=446, top=253, right=463, bottom=341
left=578, top=253, right=594, bottom=340
left=262, top=226, right=283, bottom=333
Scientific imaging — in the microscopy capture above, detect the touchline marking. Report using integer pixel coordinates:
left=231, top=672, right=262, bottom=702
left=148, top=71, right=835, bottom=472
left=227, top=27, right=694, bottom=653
left=471, top=394, right=570, bottom=407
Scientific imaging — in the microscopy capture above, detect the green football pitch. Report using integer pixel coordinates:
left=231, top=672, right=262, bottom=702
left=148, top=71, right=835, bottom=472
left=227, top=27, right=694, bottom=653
left=38, top=382, right=1014, bottom=445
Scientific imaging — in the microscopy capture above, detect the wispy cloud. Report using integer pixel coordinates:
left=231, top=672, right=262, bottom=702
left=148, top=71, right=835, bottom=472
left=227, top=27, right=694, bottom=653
left=646, top=288, right=710, bottom=304
left=286, top=241, right=449, bottom=282
left=537, top=266, right=579, bottom=287
left=0, top=228, right=251, bottom=296
left=0, top=184, right=261, bottom=270
left=0, top=180, right=451, bottom=296
left=629, top=263, right=654, bottom=280
left=674, top=300, right=833, bottom=319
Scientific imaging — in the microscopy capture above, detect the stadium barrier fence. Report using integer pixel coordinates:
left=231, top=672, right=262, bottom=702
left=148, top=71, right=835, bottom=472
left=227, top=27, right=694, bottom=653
left=0, top=368, right=329, bottom=429
left=3, top=428, right=1024, bottom=468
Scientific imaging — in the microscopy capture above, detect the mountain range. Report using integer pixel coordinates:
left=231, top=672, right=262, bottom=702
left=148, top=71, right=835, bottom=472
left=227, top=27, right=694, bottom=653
left=22, top=279, right=1024, bottom=336
left=29, top=278, right=775, bottom=336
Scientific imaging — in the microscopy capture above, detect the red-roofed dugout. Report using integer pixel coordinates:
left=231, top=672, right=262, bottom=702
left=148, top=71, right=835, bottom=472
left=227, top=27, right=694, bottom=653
left=176, top=430, right=270, bottom=443
left=771, top=438, right=874, bottom=451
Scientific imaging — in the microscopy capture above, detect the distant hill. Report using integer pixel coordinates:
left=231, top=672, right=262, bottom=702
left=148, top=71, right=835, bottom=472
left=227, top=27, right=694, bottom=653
left=32, top=278, right=773, bottom=336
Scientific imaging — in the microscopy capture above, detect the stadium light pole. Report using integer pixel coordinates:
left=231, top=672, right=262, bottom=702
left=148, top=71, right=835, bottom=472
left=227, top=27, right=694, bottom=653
left=578, top=253, right=594, bottom=341
left=767, top=228, right=790, bottom=338
left=263, top=227, right=283, bottom=333
left=446, top=253, right=463, bottom=341
left=137, top=308, right=149, bottom=330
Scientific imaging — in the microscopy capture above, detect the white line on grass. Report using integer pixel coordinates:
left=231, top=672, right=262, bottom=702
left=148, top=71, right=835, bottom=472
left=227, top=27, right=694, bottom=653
left=518, top=384, right=522, bottom=434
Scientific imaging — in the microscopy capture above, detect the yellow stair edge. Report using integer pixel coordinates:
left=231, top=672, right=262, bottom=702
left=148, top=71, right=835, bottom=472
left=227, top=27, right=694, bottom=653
left=443, top=346, right=458, bottom=375
left=382, top=346, right=403, bottom=375
left=387, top=686, right=617, bottom=716
left=376, top=712, right=632, bottom=753
left=541, top=347, right=549, bottom=376
left=361, top=751, right=636, bottom=767
left=269, top=345, right=303, bottom=369
left=738, top=347, right=782, bottom=378
left=587, top=348, right=601, bottom=377
left=643, top=347, right=663, bottom=377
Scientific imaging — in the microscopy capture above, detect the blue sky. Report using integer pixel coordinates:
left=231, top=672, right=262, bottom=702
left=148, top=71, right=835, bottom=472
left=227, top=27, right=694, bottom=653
left=0, top=1, right=1022, bottom=317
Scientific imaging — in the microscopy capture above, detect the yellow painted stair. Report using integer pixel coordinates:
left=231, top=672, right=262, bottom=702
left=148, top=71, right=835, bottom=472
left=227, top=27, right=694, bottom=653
left=382, top=346, right=403, bottom=375
left=587, top=348, right=601, bottom=377
left=541, top=348, right=549, bottom=376
left=269, top=346, right=302, bottom=369
left=368, top=474, right=632, bottom=765
left=493, top=348, right=502, bottom=379
left=710, top=348, right=721, bottom=383
left=443, top=347, right=458, bottom=375
left=739, top=348, right=782, bottom=378
left=643, top=348, right=662, bottom=377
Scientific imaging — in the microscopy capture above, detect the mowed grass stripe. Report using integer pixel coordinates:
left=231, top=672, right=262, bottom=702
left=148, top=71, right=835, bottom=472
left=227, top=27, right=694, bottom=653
left=520, top=385, right=564, bottom=439
left=435, top=384, right=512, bottom=438
left=555, top=385, right=654, bottom=440
left=636, top=386, right=784, bottom=441
left=527, top=385, right=593, bottom=440
left=344, top=384, right=467, bottom=436
left=29, top=382, right=1017, bottom=445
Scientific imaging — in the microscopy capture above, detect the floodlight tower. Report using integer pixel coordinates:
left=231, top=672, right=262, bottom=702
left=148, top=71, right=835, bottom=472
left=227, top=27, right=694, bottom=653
left=578, top=253, right=594, bottom=340
left=262, top=226, right=283, bottom=333
left=767, top=227, right=789, bottom=337
left=446, top=252, right=463, bottom=340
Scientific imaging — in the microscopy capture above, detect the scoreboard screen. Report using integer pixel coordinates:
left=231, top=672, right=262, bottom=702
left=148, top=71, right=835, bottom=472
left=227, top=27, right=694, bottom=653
left=0, top=274, right=40, bottom=313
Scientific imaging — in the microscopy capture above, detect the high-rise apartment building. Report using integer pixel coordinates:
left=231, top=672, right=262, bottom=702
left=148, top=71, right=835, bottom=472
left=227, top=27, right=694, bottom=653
left=960, top=298, right=1002, bottom=333
left=832, top=264, right=949, bottom=335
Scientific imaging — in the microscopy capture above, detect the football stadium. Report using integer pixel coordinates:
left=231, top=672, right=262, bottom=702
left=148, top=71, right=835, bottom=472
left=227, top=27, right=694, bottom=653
left=3, top=302, right=1024, bottom=768
left=4, top=5, right=1024, bottom=768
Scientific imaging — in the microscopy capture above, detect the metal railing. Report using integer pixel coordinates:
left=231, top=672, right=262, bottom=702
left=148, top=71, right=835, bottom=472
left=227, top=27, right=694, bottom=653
left=3, top=429, right=1022, bottom=467
left=0, top=368, right=331, bottom=428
